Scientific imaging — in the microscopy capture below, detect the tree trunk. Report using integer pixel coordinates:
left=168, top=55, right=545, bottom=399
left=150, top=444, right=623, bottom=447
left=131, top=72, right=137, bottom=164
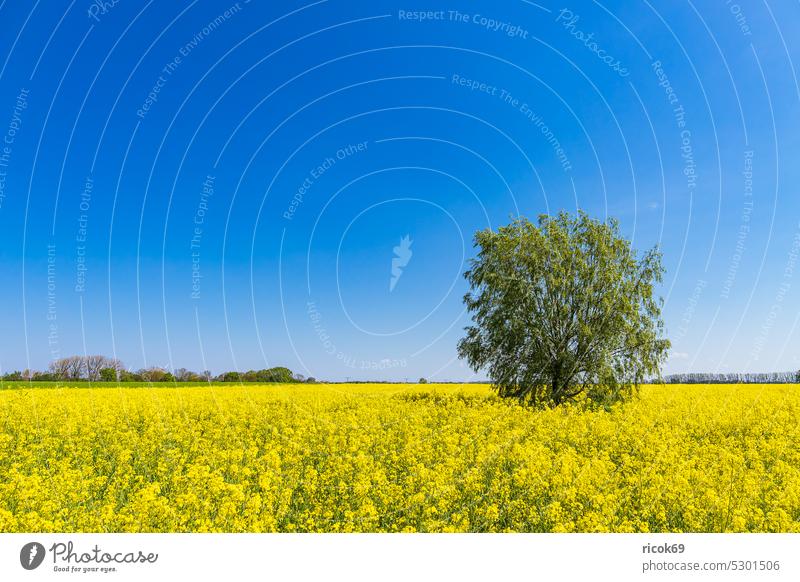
left=551, top=375, right=561, bottom=405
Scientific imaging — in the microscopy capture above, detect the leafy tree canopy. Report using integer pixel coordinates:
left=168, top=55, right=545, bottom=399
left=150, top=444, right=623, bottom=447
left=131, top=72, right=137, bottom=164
left=458, top=211, right=670, bottom=408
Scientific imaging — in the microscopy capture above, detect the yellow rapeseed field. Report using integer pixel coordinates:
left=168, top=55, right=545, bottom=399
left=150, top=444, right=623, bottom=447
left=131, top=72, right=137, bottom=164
left=1, top=383, right=799, bottom=532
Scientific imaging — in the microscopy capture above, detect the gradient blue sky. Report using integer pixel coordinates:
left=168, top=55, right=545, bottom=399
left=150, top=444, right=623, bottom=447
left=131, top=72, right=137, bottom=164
left=1, top=1, right=799, bottom=380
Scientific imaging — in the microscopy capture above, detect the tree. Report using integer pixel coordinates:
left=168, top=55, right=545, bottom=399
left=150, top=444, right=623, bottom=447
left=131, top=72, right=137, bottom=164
left=175, top=368, right=202, bottom=382
left=84, top=355, right=107, bottom=381
left=48, top=358, right=72, bottom=379
left=32, top=371, right=56, bottom=381
left=49, top=355, right=124, bottom=381
left=105, top=357, right=125, bottom=374
left=49, top=356, right=83, bottom=379
left=267, top=367, right=295, bottom=383
left=419, top=377, right=428, bottom=384
left=119, top=370, right=142, bottom=382
left=65, top=356, right=84, bottom=380
left=457, top=211, right=670, bottom=408
left=99, top=368, right=118, bottom=382
left=138, top=367, right=169, bottom=382
left=253, top=367, right=294, bottom=383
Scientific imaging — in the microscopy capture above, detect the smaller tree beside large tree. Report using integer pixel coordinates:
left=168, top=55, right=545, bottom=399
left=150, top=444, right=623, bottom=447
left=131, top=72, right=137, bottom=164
left=458, top=211, right=670, bottom=408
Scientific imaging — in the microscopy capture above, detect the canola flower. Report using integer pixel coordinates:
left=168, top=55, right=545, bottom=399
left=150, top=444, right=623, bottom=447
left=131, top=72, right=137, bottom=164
left=0, top=383, right=799, bottom=533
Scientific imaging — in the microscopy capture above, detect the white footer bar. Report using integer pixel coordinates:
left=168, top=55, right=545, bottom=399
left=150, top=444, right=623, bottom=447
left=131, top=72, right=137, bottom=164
left=1, top=533, right=797, bottom=581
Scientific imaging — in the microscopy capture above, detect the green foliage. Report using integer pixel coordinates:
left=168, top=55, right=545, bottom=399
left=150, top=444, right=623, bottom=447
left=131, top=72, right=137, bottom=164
left=263, top=367, right=294, bottom=383
left=216, top=367, right=297, bottom=383
left=32, top=372, right=57, bottom=381
left=99, top=368, right=118, bottom=382
left=3, top=361, right=305, bottom=385
left=458, top=211, right=670, bottom=408
left=419, top=377, right=428, bottom=384
left=137, top=368, right=170, bottom=382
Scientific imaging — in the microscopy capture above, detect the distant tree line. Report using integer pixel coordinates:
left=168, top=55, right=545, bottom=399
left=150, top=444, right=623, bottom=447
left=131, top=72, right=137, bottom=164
left=662, top=371, right=800, bottom=384
left=0, top=355, right=316, bottom=383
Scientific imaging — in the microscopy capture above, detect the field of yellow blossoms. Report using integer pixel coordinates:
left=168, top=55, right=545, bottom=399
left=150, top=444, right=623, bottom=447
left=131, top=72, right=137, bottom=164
left=1, top=383, right=799, bottom=532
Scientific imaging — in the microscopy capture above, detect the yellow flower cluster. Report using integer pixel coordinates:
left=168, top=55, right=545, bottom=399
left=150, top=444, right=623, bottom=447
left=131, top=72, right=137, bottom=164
left=1, top=383, right=799, bottom=532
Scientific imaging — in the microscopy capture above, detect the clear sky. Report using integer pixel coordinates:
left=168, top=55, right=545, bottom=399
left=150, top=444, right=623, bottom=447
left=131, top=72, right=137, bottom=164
left=0, top=1, right=799, bottom=380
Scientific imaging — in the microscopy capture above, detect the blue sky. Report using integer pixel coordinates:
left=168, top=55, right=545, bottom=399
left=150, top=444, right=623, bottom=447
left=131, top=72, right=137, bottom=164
left=0, top=1, right=799, bottom=380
